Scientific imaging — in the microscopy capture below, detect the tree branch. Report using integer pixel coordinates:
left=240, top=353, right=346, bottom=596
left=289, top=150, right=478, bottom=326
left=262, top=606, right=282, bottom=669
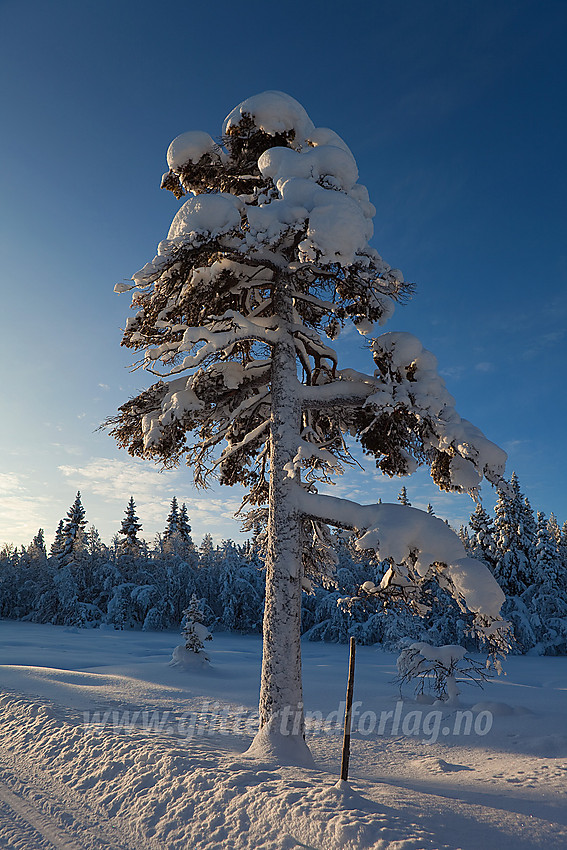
left=299, top=379, right=377, bottom=409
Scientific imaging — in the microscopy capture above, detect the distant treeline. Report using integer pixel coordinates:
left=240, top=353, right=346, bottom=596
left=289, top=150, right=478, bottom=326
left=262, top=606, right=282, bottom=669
left=1, top=475, right=566, bottom=655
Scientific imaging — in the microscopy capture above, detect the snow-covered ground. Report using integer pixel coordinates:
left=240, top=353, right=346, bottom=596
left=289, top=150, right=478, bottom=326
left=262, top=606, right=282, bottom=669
left=0, top=621, right=566, bottom=849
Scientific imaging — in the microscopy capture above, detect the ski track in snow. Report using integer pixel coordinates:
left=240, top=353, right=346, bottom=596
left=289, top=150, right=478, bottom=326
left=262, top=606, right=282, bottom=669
left=0, top=777, right=105, bottom=850
left=0, top=788, right=56, bottom=850
left=1, top=622, right=567, bottom=849
left=0, top=747, right=135, bottom=850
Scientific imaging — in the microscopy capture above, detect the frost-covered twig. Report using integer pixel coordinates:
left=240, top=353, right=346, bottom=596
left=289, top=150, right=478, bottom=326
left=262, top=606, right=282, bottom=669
left=396, top=642, right=490, bottom=701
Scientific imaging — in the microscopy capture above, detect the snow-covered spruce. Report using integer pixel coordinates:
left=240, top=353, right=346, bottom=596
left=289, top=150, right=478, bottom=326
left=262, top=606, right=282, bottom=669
left=118, top=496, right=143, bottom=555
left=494, top=472, right=535, bottom=596
left=106, top=91, right=509, bottom=764
left=171, top=593, right=212, bottom=667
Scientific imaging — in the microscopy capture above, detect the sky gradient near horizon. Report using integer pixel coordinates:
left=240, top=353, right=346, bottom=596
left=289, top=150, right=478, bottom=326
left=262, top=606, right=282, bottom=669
left=1, top=0, right=566, bottom=549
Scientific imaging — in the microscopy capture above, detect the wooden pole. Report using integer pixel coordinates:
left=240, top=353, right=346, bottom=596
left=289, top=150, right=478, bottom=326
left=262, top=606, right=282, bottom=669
left=340, top=636, right=356, bottom=782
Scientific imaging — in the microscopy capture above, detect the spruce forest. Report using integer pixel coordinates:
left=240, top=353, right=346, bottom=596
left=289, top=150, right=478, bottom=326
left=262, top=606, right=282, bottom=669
left=2, top=475, right=565, bottom=657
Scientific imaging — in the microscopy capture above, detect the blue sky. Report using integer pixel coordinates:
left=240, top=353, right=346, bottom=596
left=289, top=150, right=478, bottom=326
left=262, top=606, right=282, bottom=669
left=1, top=0, right=565, bottom=549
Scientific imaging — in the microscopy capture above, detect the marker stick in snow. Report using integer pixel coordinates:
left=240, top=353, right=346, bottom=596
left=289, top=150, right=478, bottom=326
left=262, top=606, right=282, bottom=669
left=340, top=637, right=356, bottom=782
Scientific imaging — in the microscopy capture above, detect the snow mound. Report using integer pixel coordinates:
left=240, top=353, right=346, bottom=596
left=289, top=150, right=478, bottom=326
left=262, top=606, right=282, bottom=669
left=167, top=193, right=242, bottom=241
left=244, top=717, right=315, bottom=768
left=258, top=144, right=359, bottom=191
left=306, top=126, right=354, bottom=155
left=245, top=176, right=373, bottom=265
left=223, top=90, right=315, bottom=143
left=167, top=130, right=218, bottom=171
left=471, top=701, right=533, bottom=717
left=169, top=644, right=209, bottom=668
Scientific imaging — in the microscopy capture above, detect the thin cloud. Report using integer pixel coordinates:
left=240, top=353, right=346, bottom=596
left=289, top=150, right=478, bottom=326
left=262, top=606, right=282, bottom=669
left=503, top=439, right=530, bottom=454
left=522, top=330, right=565, bottom=361
left=439, top=366, right=464, bottom=381
left=57, top=457, right=243, bottom=544
left=0, top=473, right=53, bottom=546
left=58, top=458, right=182, bottom=503
left=51, top=443, right=84, bottom=456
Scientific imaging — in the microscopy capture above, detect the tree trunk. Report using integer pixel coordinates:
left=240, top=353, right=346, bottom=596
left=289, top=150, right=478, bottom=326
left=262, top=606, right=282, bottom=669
left=246, top=280, right=313, bottom=766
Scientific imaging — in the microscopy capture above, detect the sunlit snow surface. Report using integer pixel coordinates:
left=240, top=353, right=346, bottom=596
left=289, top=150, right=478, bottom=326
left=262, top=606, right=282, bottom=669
left=0, top=621, right=566, bottom=849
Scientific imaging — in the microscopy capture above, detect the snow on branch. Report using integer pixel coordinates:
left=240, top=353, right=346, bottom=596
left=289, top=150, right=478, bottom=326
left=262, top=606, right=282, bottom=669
left=293, top=485, right=510, bottom=648
left=396, top=643, right=489, bottom=702
left=283, top=438, right=343, bottom=480
left=146, top=326, right=279, bottom=376
left=300, top=378, right=377, bottom=409
left=214, top=419, right=271, bottom=470
left=178, top=314, right=279, bottom=351
left=290, top=324, right=337, bottom=364
left=291, top=290, right=339, bottom=314
left=362, top=332, right=507, bottom=491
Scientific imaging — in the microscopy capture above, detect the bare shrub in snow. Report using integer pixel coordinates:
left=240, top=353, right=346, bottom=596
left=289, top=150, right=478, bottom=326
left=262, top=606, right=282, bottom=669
left=396, top=642, right=489, bottom=703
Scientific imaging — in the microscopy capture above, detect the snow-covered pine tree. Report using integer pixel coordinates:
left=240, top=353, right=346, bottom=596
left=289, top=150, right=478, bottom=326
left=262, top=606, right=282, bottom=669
left=217, top=540, right=262, bottom=632
left=163, top=496, right=180, bottom=540
left=85, top=525, right=105, bottom=558
left=60, top=492, right=87, bottom=566
left=178, top=502, right=193, bottom=545
left=534, top=512, right=561, bottom=585
left=547, top=513, right=562, bottom=550
left=28, top=529, right=47, bottom=560
left=397, top=486, right=411, bottom=506
left=560, top=522, right=567, bottom=576
left=181, top=594, right=212, bottom=652
left=469, top=503, right=498, bottom=571
left=494, top=473, right=534, bottom=595
left=119, top=496, right=143, bottom=553
left=50, top=520, right=65, bottom=558
left=169, top=593, right=213, bottom=665
left=217, top=539, right=242, bottom=631
left=458, top=525, right=471, bottom=551
left=522, top=511, right=567, bottom=654
left=199, top=533, right=215, bottom=562
left=521, top=495, right=537, bottom=577
left=195, top=533, right=218, bottom=601
left=106, top=91, right=509, bottom=764
left=80, top=526, right=107, bottom=620
left=156, top=497, right=197, bottom=614
left=163, top=500, right=195, bottom=559
left=54, top=493, right=92, bottom=622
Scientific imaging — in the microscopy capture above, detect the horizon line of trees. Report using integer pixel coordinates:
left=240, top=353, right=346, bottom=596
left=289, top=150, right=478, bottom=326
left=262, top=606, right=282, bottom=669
left=1, top=475, right=565, bottom=655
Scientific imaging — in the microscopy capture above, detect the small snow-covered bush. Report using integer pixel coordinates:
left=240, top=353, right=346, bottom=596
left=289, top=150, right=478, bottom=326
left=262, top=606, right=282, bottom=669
left=396, top=641, right=488, bottom=703
left=170, top=595, right=213, bottom=668
left=181, top=594, right=212, bottom=654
